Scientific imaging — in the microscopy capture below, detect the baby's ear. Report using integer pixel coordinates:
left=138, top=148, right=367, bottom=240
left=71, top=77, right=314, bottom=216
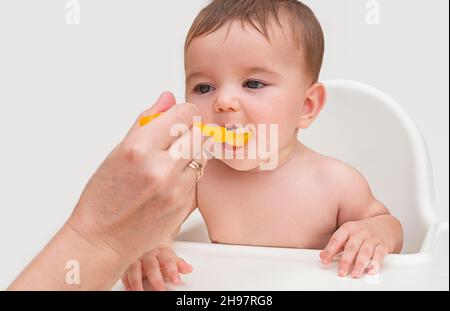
left=297, top=82, right=327, bottom=129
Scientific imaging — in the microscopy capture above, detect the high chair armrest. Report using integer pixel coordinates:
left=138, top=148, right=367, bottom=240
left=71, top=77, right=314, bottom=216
left=420, top=221, right=449, bottom=255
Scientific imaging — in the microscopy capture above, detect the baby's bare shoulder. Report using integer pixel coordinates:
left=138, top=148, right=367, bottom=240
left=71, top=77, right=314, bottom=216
left=304, top=147, right=369, bottom=193
left=305, top=147, right=389, bottom=221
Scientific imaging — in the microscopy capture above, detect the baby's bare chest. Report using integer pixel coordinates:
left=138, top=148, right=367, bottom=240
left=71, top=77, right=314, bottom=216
left=197, top=174, right=339, bottom=249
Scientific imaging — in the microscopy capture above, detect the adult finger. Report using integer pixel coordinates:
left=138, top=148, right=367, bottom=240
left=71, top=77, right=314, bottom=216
left=180, top=146, right=208, bottom=191
left=168, top=123, right=207, bottom=170
left=128, top=92, right=177, bottom=135
left=138, top=103, right=199, bottom=150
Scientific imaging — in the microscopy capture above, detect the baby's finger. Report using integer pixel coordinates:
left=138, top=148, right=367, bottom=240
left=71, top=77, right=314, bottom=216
left=338, top=236, right=364, bottom=277
left=351, top=240, right=376, bottom=278
left=176, top=257, right=194, bottom=274
left=127, top=261, right=144, bottom=291
left=320, top=228, right=350, bottom=264
left=121, top=272, right=131, bottom=291
left=142, top=256, right=166, bottom=291
left=158, top=252, right=181, bottom=285
left=367, top=244, right=388, bottom=275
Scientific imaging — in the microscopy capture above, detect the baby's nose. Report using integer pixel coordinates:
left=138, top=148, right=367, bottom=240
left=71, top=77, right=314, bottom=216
left=214, top=94, right=241, bottom=113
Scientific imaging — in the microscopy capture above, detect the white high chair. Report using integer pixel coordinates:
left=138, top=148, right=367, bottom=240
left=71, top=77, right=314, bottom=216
left=170, top=80, right=449, bottom=291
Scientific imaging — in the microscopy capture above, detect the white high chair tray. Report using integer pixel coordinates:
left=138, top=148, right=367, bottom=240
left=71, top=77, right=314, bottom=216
left=113, top=222, right=448, bottom=291
left=169, top=228, right=448, bottom=291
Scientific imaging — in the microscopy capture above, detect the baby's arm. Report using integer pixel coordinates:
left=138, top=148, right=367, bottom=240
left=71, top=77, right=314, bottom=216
left=121, top=194, right=198, bottom=291
left=319, top=162, right=403, bottom=278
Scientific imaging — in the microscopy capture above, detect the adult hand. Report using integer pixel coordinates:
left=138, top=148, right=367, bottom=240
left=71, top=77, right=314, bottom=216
left=69, top=91, right=206, bottom=261
left=9, top=92, right=206, bottom=290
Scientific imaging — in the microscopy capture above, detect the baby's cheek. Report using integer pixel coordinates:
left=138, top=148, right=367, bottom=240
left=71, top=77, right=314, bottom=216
left=275, top=120, right=300, bottom=146
left=251, top=120, right=287, bottom=151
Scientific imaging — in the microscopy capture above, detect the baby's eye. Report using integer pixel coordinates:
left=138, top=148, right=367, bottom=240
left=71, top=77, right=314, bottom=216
left=243, top=80, right=267, bottom=89
left=194, top=84, right=215, bottom=94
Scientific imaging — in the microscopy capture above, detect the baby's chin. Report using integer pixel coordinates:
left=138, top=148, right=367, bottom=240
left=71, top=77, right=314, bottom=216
left=219, top=158, right=266, bottom=172
left=205, top=139, right=279, bottom=172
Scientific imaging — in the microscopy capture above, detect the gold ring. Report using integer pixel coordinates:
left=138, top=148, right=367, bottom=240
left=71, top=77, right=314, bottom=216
left=188, top=161, right=204, bottom=182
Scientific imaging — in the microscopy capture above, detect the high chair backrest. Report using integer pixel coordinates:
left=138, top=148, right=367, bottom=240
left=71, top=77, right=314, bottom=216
left=301, top=80, right=438, bottom=253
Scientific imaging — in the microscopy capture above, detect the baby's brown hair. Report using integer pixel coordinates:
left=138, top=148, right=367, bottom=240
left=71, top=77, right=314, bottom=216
left=185, top=0, right=325, bottom=83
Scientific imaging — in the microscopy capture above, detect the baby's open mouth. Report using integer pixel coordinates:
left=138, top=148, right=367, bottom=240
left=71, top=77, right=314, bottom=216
left=224, top=124, right=252, bottom=134
left=219, top=124, right=253, bottom=149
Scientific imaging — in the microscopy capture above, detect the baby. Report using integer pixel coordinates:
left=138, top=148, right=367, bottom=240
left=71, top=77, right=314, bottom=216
left=122, top=0, right=403, bottom=291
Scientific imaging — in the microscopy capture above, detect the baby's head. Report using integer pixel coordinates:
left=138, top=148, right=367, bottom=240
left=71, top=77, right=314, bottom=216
left=184, top=0, right=326, bottom=171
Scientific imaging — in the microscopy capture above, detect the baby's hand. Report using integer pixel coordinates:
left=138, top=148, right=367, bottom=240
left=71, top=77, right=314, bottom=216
left=121, top=245, right=193, bottom=291
left=320, top=220, right=389, bottom=278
